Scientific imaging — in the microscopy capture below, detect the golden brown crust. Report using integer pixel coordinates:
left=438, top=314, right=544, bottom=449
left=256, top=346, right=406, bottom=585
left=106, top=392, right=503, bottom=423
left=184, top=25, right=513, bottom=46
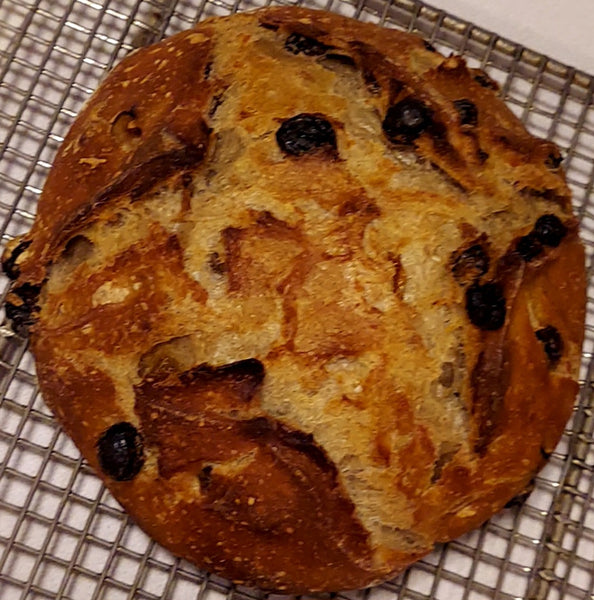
left=3, top=7, right=586, bottom=593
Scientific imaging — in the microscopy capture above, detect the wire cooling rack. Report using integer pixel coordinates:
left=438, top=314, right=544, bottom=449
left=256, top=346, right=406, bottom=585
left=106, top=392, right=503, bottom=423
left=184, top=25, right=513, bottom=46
left=0, top=0, right=593, bottom=599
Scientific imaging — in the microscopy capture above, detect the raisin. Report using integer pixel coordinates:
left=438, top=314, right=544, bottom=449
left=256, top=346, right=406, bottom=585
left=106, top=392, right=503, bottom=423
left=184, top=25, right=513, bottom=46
left=452, top=244, right=490, bottom=283
left=533, top=214, right=567, bottom=247
left=5, top=302, right=36, bottom=336
left=516, top=233, right=543, bottom=262
left=276, top=113, right=337, bottom=156
left=2, top=239, right=31, bottom=280
left=474, top=73, right=498, bottom=90
left=9, top=282, right=40, bottom=305
left=284, top=33, right=328, bottom=56
left=545, top=151, right=563, bottom=170
left=96, top=422, right=144, bottom=481
left=535, top=326, right=563, bottom=365
left=5, top=282, right=41, bottom=336
left=453, top=99, right=478, bottom=127
left=465, top=282, right=506, bottom=331
left=382, top=98, right=433, bottom=144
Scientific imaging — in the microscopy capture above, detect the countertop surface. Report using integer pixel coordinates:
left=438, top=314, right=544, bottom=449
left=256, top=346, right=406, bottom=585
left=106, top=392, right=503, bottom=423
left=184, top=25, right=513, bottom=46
left=425, top=0, right=593, bottom=74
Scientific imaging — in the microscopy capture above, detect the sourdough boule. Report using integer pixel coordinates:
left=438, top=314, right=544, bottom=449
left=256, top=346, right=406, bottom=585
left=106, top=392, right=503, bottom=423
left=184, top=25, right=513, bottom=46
left=2, top=7, right=586, bottom=593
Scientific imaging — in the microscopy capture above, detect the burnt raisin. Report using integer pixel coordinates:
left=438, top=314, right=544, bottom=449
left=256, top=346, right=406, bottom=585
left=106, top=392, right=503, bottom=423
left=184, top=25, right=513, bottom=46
left=452, top=244, right=490, bottom=283
left=382, top=98, right=433, bottom=144
left=535, top=326, right=563, bottom=365
left=545, top=151, right=563, bottom=170
left=453, top=99, right=478, bottom=127
left=5, top=303, right=35, bottom=336
left=474, top=73, right=498, bottom=90
left=465, top=282, right=506, bottom=331
left=533, top=214, right=567, bottom=247
left=9, top=282, right=40, bottom=305
left=284, top=33, right=328, bottom=56
left=516, top=233, right=543, bottom=261
left=5, top=282, right=41, bottom=336
left=276, top=114, right=337, bottom=156
left=2, top=239, right=31, bottom=280
left=96, top=422, right=144, bottom=481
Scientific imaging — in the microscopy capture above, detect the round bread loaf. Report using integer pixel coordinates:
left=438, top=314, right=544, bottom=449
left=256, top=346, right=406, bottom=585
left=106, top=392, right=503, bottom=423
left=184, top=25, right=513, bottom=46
left=2, top=6, right=586, bottom=593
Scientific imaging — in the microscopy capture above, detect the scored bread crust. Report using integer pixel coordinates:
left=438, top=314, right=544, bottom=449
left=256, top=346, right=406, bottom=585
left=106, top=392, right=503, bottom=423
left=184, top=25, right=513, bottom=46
left=3, top=7, right=586, bottom=593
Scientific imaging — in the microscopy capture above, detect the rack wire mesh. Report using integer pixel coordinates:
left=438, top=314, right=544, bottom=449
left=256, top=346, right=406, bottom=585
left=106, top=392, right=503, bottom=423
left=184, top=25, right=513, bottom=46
left=0, top=0, right=593, bottom=598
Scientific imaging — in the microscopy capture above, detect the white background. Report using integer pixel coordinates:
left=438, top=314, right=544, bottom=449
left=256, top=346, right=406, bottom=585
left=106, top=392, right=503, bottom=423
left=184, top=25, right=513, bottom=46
left=426, top=0, right=593, bottom=74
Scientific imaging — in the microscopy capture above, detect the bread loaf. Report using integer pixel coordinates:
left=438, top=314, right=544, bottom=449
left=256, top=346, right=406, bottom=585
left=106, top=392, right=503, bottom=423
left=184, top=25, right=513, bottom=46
left=2, top=7, right=586, bottom=592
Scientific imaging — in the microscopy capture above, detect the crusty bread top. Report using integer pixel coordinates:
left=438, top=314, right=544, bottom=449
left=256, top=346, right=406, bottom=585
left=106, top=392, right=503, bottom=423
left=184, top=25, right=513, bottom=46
left=2, top=7, right=586, bottom=593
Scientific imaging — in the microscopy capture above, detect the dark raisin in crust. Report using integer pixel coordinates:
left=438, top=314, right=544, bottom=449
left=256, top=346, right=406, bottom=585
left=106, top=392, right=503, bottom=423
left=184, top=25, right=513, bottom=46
left=382, top=98, right=433, bottom=144
left=96, top=422, right=145, bottom=481
left=452, top=244, right=490, bottom=283
left=535, top=326, right=563, bottom=365
left=516, top=234, right=543, bottom=262
left=465, top=282, right=507, bottom=331
left=276, top=113, right=337, bottom=156
left=474, top=72, right=498, bottom=90
left=533, top=214, right=567, bottom=248
left=2, top=239, right=32, bottom=280
left=5, top=281, right=41, bottom=336
left=545, top=151, right=563, bottom=170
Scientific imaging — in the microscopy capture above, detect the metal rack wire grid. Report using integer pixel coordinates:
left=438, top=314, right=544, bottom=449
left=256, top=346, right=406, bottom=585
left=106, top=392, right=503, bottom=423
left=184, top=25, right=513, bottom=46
left=0, top=0, right=593, bottom=599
